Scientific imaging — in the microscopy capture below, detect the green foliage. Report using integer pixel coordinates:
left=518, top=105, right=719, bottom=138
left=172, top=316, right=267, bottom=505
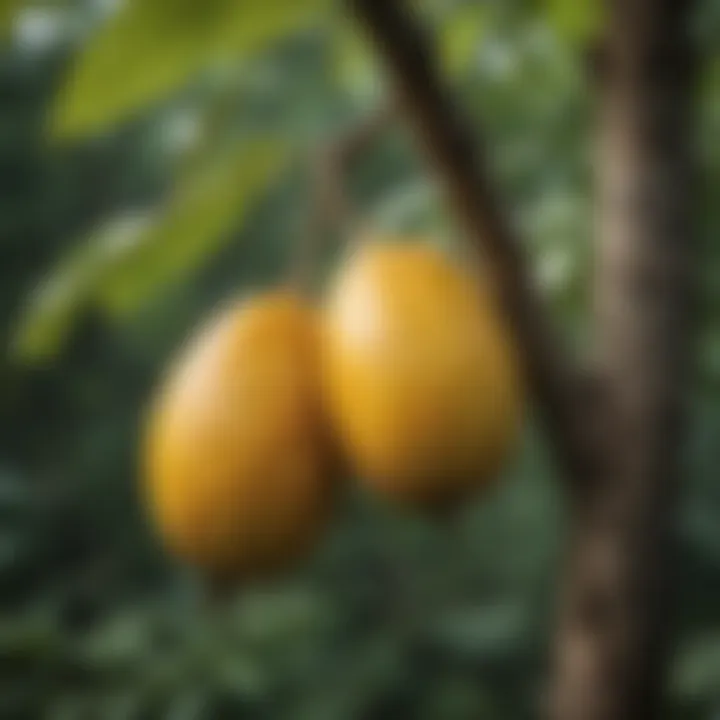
left=51, top=0, right=331, bottom=141
left=98, top=138, right=288, bottom=317
left=12, top=138, right=287, bottom=361
left=672, top=633, right=720, bottom=701
left=11, top=239, right=103, bottom=362
left=437, top=2, right=492, bottom=78
left=330, top=18, right=384, bottom=106
left=0, top=0, right=25, bottom=34
left=544, top=0, right=604, bottom=45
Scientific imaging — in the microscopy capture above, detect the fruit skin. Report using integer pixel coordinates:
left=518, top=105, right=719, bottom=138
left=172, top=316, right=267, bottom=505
left=321, top=239, right=524, bottom=510
left=143, top=291, right=337, bottom=581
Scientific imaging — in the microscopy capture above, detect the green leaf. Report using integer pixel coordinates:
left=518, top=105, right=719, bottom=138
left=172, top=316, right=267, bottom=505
left=672, top=634, right=720, bottom=700
left=81, top=610, right=155, bottom=668
left=369, top=178, right=441, bottom=235
left=438, top=2, right=491, bottom=77
left=51, top=0, right=330, bottom=141
left=545, top=0, right=604, bottom=45
left=98, top=138, right=288, bottom=316
left=430, top=602, right=531, bottom=660
left=11, top=272, right=83, bottom=363
left=0, top=0, right=25, bottom=35
left=11, top=137, right=287, bottom=363
left=10, top=213, right=152, bottom=363
left=331, top=20, right=382, bottom=104
left=417, top=677, right=496, bottom=720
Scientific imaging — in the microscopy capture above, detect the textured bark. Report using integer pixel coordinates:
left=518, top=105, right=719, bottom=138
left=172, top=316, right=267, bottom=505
left=547, top=1, right=697, bottom=718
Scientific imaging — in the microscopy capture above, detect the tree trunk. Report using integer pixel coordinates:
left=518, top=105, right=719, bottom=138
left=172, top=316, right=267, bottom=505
left=547, top=1, right=697, bottom=719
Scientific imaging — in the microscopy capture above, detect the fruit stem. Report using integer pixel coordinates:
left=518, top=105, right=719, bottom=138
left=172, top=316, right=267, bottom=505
left=287, top=106, right=393, bottom=296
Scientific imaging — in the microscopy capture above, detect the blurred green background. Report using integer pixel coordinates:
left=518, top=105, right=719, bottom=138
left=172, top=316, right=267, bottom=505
left=1, top=0, right=719, bottom=718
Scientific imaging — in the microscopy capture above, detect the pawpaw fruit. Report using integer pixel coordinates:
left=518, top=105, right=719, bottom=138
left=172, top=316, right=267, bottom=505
left=143, top=291, right=338, bottom=581
left=321, top=239, right=523, bottom=510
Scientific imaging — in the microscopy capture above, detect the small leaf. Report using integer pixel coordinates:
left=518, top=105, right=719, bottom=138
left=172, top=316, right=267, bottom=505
left=332, top=21, right=382, bottom=103
left=98, top=138, right=288, bottom=316
left=10, top=212, right=151, bottom=363
left=672, top=634, right=720, bottom=699
left=370, top=178, right=438, bottom=233
left=0, top=0, right=25, bottom=35
left=430, top=601, right=531, bottom=660
left=417, top=677, right=496, bottom=720
left=51, top=0, right=330, bottom=141
left=12, top=137, right=285, bottom=362
left=81, top=610, right=154, bottom=668
left=545, top=0, right=605, bottom=45
left=438, top=2, right=491, bottom=77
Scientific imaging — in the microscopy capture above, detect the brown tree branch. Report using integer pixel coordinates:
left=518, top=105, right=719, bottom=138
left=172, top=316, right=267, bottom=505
left=347, top=0, right=597, bottom=484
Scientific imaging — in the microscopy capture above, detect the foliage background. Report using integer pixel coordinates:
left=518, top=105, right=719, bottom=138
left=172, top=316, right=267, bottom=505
left=0, top=0, right=719, bottom=718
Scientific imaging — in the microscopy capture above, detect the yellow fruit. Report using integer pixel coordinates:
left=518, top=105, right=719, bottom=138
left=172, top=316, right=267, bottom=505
left=321, top=239, right=523, bottom=510
left=143, top=291, right=337, bottom=581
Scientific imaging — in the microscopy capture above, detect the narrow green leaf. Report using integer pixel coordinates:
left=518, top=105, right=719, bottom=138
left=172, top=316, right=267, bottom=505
left=11, top=138, right=287, bottom=363
left=51, top=0, right=330, bottom=141
left=438, top=2, right=491, bottom=77
left=672, top=634, right=720, bottom=699
left=10, top=213, right=151, bottom=363
left=0, top=0, right=25, bottom=35
left=431, top=602, right=531, bottom=659
left=97, top=138, right=288, bottom=316
left=11, top=270, right=85, bottom=362
left=545, top=0, right=604, bottom=45
left=369, top=178, right=441, bottom=235
left=332, top=22, right=381, bottom=103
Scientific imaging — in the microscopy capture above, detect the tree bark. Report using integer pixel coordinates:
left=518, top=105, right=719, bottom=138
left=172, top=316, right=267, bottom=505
left=547, top=1, right=697, bottom=718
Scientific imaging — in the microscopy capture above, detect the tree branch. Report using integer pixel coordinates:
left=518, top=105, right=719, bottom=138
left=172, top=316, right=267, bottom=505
left=347, top=0, right=597, bottom=485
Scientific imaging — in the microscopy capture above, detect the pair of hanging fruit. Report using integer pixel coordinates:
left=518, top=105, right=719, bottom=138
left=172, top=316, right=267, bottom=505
left=142, top=234, right=524, bottom=585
